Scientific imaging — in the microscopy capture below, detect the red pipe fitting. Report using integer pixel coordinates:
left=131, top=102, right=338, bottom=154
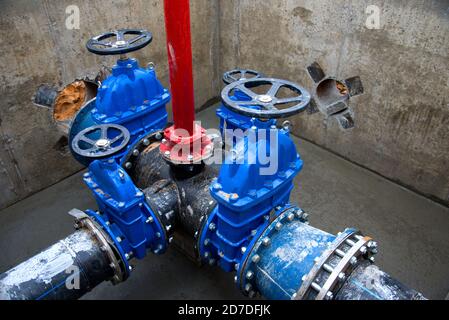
left=162, top=0, right=212, bottom=164
left=159, top=123, right=213, bottom=165
left=163, top=0, right=195, bottom=135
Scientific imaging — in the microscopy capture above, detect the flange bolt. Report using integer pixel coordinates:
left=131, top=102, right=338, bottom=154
left=252, top=254, right=261, bottom=264
left=262, top=237, right=271, bottom=247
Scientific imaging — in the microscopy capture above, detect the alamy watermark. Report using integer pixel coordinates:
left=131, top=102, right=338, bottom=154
left=365, top=5, right=381, bottom=29
left=65, top=265, right=80, bottom=290
left=65, top=5, right=80, bottom=30
left=165, top=121, right=282, bottom=176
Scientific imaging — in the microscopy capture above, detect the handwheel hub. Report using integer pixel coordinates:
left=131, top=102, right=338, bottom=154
left=257, top=95, right=273, bottom=103
left=115, top=40, right=126, bottom=47
left=95, top=139, right=110, bottom=149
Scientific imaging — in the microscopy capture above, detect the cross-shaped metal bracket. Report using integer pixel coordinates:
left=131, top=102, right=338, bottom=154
left=306, top=62, right=364, bottom=129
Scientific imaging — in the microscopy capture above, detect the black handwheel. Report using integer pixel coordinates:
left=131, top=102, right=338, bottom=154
left=72, top=124, right=130, bottom=158
left=221, top=78, right=311, bottom=119
left=86, top=29, right=152, bottom=55
left=223, top=69, right=264, bottom=85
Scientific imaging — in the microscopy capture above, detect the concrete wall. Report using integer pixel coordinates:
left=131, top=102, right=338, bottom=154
left=0, top=0, right=220, bottom=209
left=1, top=0, right=448, bottom=209
left=218, top=0, right=449, bottom=205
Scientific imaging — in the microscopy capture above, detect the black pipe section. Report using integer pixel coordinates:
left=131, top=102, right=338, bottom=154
left=335, top=261, right=426, bottom=300
left=172, top=165, right=218, bottom=237
left=0, top=229, right=113, bottom=300
left=132, top=141, right=172, bottom=189
left=132, top=143, right=218, bottom=260
left=144, top=179, right=180, bottom=237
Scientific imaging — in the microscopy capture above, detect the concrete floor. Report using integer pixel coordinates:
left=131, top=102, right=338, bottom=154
left=1, top=105, right=448, bottom=300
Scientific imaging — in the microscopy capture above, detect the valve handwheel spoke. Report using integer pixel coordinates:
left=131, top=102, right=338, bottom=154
left=223, top=69, right=265, bottom=85
left=86, top=29, right=153, bottom=55
left=100, top=125, right=109, bottom=139
left=237, top=85, right=258, bottom=99
left=79, top=136, right=97, bottom=146
left=266, top=82, right=283, bottom=97
left=221, top=78, right=311, bottom=119
left=109, top=133, right=125, bottom=145
left=72, top=124, right=130, bottom=158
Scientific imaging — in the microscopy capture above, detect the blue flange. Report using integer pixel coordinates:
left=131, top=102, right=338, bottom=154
left=236, top=207, right=327, bottom=298
left=69, top=99, right=97, bottom=166
left=237, top=207, right=363, bottom=299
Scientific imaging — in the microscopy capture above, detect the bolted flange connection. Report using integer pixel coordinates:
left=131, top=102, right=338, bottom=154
left=159, top=123, right=214, bottom=165
left=121, top=130, right=162, bottom=172
left=68, top=211, right=127, bottom=285
left=294, top=229, right=378, bottom=300
left=236, top=207, right=310, bottom=298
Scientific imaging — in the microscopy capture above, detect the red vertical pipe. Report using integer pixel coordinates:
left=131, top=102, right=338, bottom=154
left=163, top=0, right=195, bottom=135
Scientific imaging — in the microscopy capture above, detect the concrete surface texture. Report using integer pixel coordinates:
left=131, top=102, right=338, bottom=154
left=1, top=0, right=448, bottom=209
left=0, top=105, right=448, bottom=300
left=0, top=0, right=220, bottom=209
left=218, top=0, right=449, bottom=205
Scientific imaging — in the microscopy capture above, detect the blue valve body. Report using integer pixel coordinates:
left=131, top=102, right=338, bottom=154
left=70, top=58, right=170, bottom=166
left=93, top=58, right=170, bottom=139
left=83, top=160, right=167, bottom=276
left=199, top=128, right=303, bottom=271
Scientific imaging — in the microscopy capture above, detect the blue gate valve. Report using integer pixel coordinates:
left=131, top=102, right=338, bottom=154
left=200, top=77, right=311, bottom=272
left=69, top=29, right=170, bottom=166
left=83, top=158, right=168, bottom=277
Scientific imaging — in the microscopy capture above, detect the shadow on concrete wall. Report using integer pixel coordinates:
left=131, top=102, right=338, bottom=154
left=217, top=0, right=449, bottom=206
left=0, top=0, right=448, bottom=209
